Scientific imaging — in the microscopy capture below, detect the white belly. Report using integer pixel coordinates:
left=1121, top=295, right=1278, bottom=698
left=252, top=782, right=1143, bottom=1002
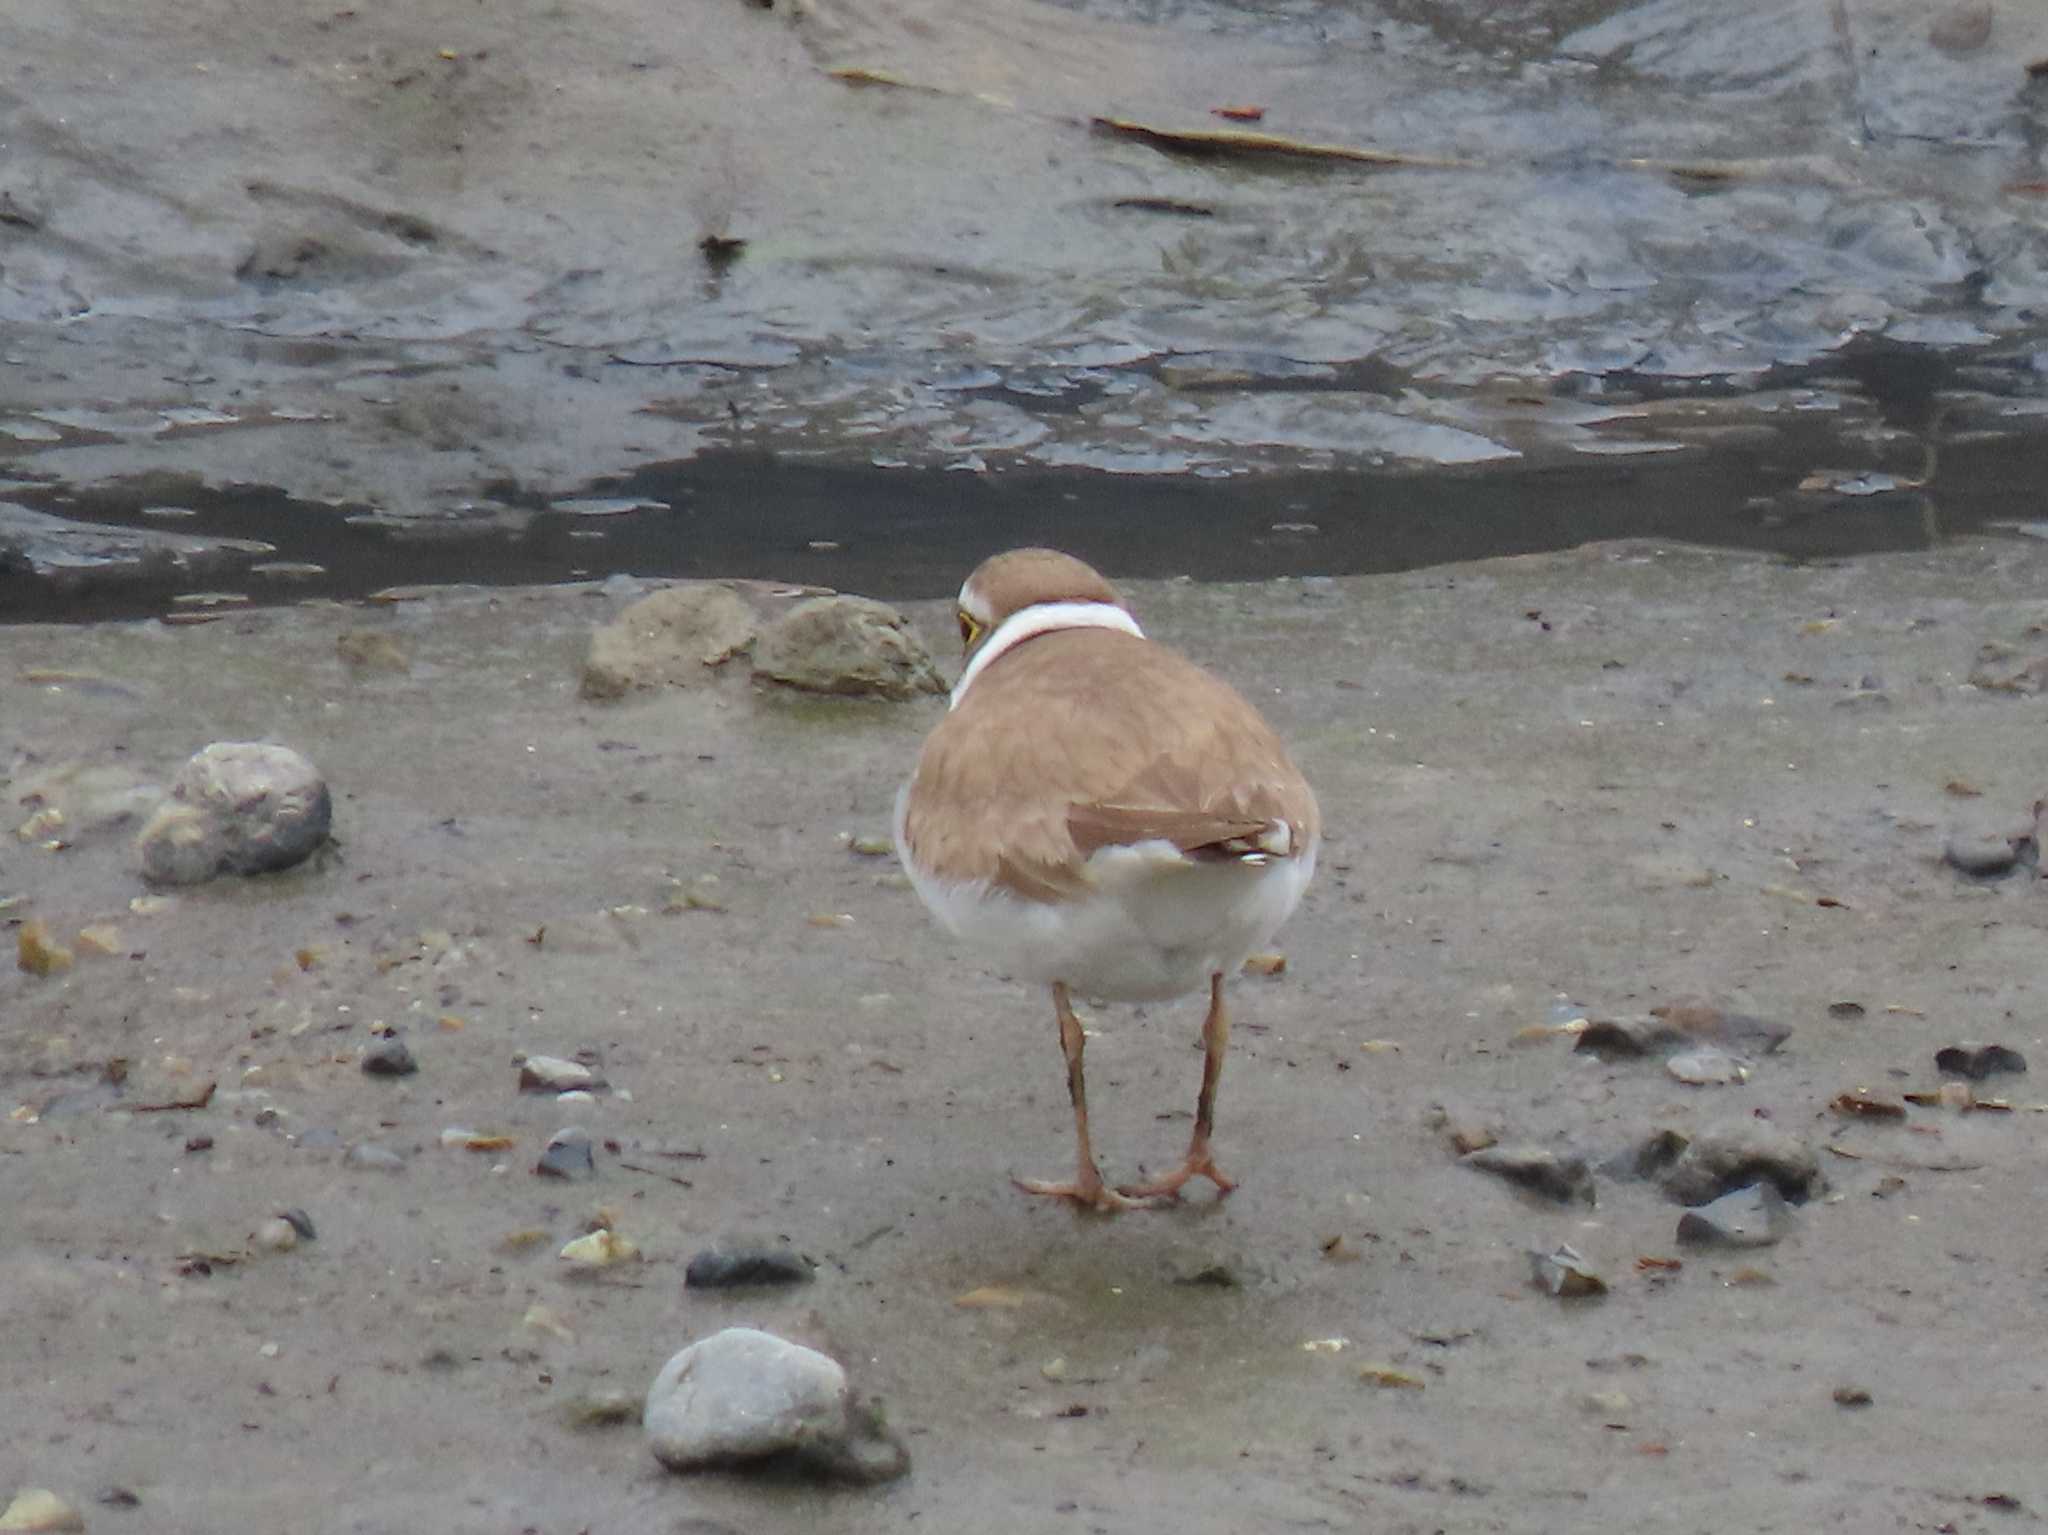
left=898, top=809, right=1317, bottom=1001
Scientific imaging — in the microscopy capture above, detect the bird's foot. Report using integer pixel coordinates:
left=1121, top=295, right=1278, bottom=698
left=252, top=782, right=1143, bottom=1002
left=1013, top=1172, right=1160, bottom=1214
left=1117, top=1147, right=1236, bottom=1202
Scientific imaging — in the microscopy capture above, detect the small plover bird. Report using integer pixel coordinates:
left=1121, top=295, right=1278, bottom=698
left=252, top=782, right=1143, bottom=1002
left=896, top=549, right=1319, bottom=1211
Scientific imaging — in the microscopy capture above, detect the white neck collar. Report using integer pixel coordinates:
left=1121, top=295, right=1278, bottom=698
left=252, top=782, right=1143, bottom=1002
left=950, top=601, right=1144, bottom=708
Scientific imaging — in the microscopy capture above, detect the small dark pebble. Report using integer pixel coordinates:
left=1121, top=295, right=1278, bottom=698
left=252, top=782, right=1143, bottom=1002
left=536, top=1127, right=596, bottom=1180
left=278, top=1207, right=317, bottom=1240
left=1832, top=1385, right=1873, bottom=1408
left=185, top=1133, right=214, bottom=1153
left=684, top=1246, right=814, bottom=1288
left=1575, top=1018, right=1666, bottom=1060
left=360, top=1037, right=417, bottom=1077
left=97, top=1486, right=143, bottom=1507
left=1827, top=1001, right=1866, bottom=1020
left=1934, top=1043, right=2027, bottom=1081
left=1173, top=1263, right=1240, bottom=1289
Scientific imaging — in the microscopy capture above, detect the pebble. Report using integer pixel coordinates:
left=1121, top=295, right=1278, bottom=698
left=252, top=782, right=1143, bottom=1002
left=645, top=1327, right=908, bottom=1482
left=1358, top=1363, right=1425, bottom=1390
left=335, top=629, right=411, bottom=674
left=684, top=1246, right=814, bottom=1288
left=1527, top=1243, right=1606, bottom=1299
left=1666, top=1046, right=1751, bottom=1086
left=522, top=1303, right=577, bottom=1343
left=1934, top=1043, right=2027, bottom=1080
left=1832, top=1384, right=1874, bottom=1408
left=1578, top=1006, right=1790, bottom=1062
left=518, top=1054, right=594, bottom=1094
left=14, top=921, right=73, bottom=978
left=751, top=595, right=946, bottom=700
left=251, top=1216, right=300, bottom=1253
left=1675, top=1182, right=1792, bottom=1248
left=1943, top=833, right=2024, bottom=878
left=278, top=1208, right=316, bottom=1239
left=1661, top=1119, right=1818, bottom=1206
left=564, top=1390, right=641, bottom=1429
left=360, top=1037, right=417, bottom=1077
left=580, top=584, right=758, bottom=699
left=344, top=1142, right=407, bottom=1173
left=136, top=742, right=331, bottom=885
left=0, top=1490, right=85, bottom=1532
left=1831, top=1090, right=1906, bottom=1121
left=1602, top=1128, right=1690, bottom=1181
left=559, top=1228, right=639, bottom=1266
left=535, top=1127, right=596, bottom=1180
left=1462, top=1144, right=1595, bottom=1205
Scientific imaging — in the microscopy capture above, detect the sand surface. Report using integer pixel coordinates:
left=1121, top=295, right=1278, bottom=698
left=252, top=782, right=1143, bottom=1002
left=6, top=538, right=2048, bottom=1531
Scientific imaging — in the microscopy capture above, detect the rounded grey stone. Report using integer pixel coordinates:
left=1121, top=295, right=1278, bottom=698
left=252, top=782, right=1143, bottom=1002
left=645, top=1327, right=849, bottom=1471
left=1944, top=833, right=2021, bottom=878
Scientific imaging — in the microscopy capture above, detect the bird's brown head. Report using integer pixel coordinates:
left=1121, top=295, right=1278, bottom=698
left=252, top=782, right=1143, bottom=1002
left=954, top=548, right=1128, bottom=658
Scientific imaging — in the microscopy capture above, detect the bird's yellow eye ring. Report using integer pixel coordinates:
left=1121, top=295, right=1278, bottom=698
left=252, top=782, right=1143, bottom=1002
left=958, top=611, right=985, bottom=648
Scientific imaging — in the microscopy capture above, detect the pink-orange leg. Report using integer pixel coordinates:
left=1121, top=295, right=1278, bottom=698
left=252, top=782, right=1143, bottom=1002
left=1119, top=972, right=1237, bottom=1201
left=1014, top=982, right=1156, bottom=1213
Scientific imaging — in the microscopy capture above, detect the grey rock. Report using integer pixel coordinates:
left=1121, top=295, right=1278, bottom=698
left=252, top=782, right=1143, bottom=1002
left=1943, top=833, right=2026, bottom=878
left=344, top=1142, right=406, bottom=1172
left=581, top=584, right=758, bottom=699
left=1934, top=1043, right=2027, bottom=1080
left=646, top=1327, right=886, bottom=1476
left=536, top=1127, right=596, bottom=1180
left=1662, top=1119, right=1818, bottom=1206
left=360, top=1037, right=417, bottom=1077
left=137, top=742, right=331, bottom=885
left=1462, top=1144, right=1594, bottom=1205
left=752, top=596, right=945, bottom=701
left=1676, top=1182, right=1792, bottom=1248
left=684, top=1246, right=814, bottom=1288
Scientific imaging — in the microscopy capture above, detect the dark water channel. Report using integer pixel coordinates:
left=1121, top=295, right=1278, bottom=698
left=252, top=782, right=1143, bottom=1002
left=3, top=346, right=2043, bottom=624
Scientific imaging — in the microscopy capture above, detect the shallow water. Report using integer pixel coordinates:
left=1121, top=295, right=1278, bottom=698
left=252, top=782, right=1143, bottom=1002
left=3, top=341, right=2043, bottom=622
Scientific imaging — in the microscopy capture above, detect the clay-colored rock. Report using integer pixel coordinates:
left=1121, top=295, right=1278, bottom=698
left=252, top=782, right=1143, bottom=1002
left=581, top=585, right=758, bottom=699
left=15, top=921, right=73, bottom=978
left=752, top=596, right=945, bottom=701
